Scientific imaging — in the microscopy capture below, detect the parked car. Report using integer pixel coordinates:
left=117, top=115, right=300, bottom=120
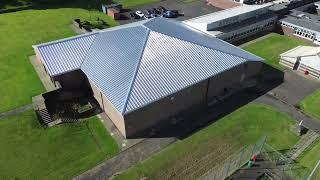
left=151, top=13, right=161, bottom=17
left=130, top=12, right=140, bottom=19
left=162, top=11, right=178, bottom=18
left=171, top=10, right=184, bottom=16
left=145, top=9, right=152, bottom=15
left=152, top=8, right=161, bottom=14
left=158, top=6, right=167, bottom=13
left=135, top=11, right=145, bottom=19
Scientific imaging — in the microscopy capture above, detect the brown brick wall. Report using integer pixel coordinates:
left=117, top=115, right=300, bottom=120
left=89, top=80, right=126, bottom=137
left=124, top=80, right=208, bottom=137
left=281, top=26, right=294, bottom=36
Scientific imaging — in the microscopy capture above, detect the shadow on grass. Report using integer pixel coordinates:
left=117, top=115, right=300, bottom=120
left=0, top=0, right=111, bottom=13
left=127, top=64, right=285, bottom=139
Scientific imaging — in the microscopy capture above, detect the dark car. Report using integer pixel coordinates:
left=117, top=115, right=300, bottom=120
left=158, top=6, right=167, bottom=13
left=130, top=12, right=140, bottom=19
left=171, top=10, right=184, bottom=16
left=162, top=11, right=178, bottom=18
left=152, top=8, right=161, bottom=14
left=145, top=9, right=152, bottom=15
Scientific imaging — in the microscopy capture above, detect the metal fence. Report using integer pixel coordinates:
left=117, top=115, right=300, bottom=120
left=262, top=143, right=311, bottom=180
left=198, top=136, right=267, bottom=180
left=307, top=160, right=320, bottom=180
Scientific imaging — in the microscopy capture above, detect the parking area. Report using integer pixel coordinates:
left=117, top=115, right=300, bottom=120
left=270, top=69, right=320, bottom=105
left=118, top=0, right=222, bottom=24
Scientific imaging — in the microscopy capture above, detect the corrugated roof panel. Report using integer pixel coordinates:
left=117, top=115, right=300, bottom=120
left=183, top=4, right=272, bottom=24
left=144, top=18, right=264, bottom=61
left=125, top=31, right=248, bottom=113
left=80, top=26, right=150, bottom=112
left=37, top=33, right=97, bottom=76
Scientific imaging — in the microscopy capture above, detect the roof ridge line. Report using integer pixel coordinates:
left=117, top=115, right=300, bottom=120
left=154, top=30, right=262, bottom=61
left=79, top=32, right=101, bottom=69
left=121, top=28, right=151, bottom=115
left=32, top=31, right=99, bottom=48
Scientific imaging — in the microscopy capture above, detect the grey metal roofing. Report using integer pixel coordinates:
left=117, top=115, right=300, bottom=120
left=280, top=11, right=320, bottom=32
left=34, top=18, right=264, bottom=114
left=35, top=33, right=98, bottom=76
left=183, top=4, right=272, bottom=24
left=125, top=31, right=249, bottom=113
left=81, top=26, right=150, bottom=112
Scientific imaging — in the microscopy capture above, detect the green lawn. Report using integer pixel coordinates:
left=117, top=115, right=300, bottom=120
left=297, top=138, right=320, bottom=179
left=0, top=9, right=117, bottom=113
left=299, top=90, right=320, bottom=121
left=114, top=104, right=299, bottom=180
left=1, top=0, right=159, bottom=10
left=0, top=110, right=119, bottom=179
left=242, top=33, right=311, bottom=70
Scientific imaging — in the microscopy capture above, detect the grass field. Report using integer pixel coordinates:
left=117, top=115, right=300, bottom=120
left=0, top=0, right=160, bottom=10
left=0, top=9, right=117, bottom=113
left=114, top=104, right=299, bottom=180
left=0, top=111, right=119, bottom=179
left=297, top=138, right=320, bottom=179
left=299, top=89, right=320, bottom=121
left=242, top=33, right=311, bottom=70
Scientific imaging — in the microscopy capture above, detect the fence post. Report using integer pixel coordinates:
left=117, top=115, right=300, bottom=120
left=225, top=158, right=231, bottom=178
left=258, top=136, right=267, bottom=154
left=238, top=147, right=244, bottom=168
left=307, top=160, right=320, bottom=180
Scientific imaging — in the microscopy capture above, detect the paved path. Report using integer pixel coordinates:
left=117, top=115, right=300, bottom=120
left=239, top=33, right=275, bottom=48
left=254, top=94, right=320, bottom=134
left=74, top=137, right=177, bottom=180
left=29, top=55, right=57, bottom=91
left=269, top=69, right=320, bottom=105
left=0, top=104, right=33, bottom=120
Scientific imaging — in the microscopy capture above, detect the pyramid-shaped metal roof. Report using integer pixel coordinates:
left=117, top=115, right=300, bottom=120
left=34, top=18, right=263, bottom=114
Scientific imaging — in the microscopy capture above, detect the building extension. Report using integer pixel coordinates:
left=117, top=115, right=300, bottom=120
left=280, top=2, right=320, bottom=44
left=183, top=4, right=277, bottom=43
left=33, top=18, right=264, bottom=138
left=280, top=46, right=320, bottom=79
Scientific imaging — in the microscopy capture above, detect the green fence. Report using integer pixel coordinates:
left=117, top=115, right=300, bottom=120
left=198, top=136, right=267, bottom=180
left=262, top=143, right=310, bottom=180
left=307, top=160, right=320, bottom=180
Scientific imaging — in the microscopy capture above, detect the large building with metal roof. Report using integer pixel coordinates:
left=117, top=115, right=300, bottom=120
left=33, top=18, right=264, bottom=138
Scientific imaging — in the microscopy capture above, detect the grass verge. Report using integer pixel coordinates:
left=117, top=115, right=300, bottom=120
left=299, top=89, right=320, bottom=121
left=0, top=8, right=117, bottom=113
left=242, top=33, right=311, bottom=70
left=297, top=138, right=320, bottom=179
left=114, top=104, right=299, bottom=180
left=0, top=111, right=119, bottom=179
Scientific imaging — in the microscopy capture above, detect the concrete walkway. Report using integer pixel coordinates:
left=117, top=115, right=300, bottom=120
left=0, top=104, right=33, bottom=120
left=29, top=55, right=57, bottom=91
left=97, top=113, right=144, bottom=151
left=74, top=137, right=177, bottom=180
left=254, top=94, right=320, bottom=134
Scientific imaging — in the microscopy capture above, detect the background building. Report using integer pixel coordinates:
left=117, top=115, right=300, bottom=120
left=183, top=4, right=277, bottom=43
left=280, top=46, right=320, bottom=79
left=280, top=2, right=320, bottom=44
